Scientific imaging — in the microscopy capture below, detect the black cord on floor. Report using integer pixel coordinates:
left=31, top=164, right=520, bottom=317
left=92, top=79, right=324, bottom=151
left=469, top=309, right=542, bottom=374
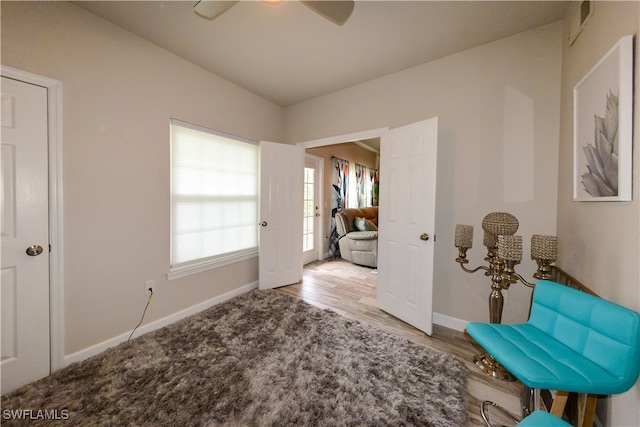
left=128, top=290, right=153, bottom=341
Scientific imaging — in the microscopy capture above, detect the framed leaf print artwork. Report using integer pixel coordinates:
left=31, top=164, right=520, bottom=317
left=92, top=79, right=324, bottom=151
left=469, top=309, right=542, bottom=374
left=573, top=35, right=633, bottom=201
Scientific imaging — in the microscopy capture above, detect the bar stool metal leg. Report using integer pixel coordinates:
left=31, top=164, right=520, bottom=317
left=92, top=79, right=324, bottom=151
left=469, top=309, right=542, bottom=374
left=480, top=400, right=520, bottom=427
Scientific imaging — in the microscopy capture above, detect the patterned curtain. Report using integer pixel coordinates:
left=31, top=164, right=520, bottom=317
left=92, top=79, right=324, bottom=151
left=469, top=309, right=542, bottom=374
left=370, top=168, right=379, bottom=206
left=329, top=157, right=349, bottom=258
left=355, top=164, right=379, bottom=208
left=355, top=163, right=367, bottom=208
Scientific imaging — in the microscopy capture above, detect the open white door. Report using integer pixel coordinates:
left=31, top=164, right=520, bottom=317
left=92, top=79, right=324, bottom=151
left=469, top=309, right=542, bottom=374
left=1, top=76, right=51, bottom=393
left=377, top=117, right=438, bottom=335
left=259, top=141, right=304, bottom=290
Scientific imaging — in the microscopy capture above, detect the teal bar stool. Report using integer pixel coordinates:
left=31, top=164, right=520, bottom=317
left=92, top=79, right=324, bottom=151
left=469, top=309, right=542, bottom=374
left=482, top=403, right=572, bottom=427
left=519, top=410, right=572, bottom=426
left=467, top=280, right=640, bottom=427
left=480, top=402, right=572, bottom=426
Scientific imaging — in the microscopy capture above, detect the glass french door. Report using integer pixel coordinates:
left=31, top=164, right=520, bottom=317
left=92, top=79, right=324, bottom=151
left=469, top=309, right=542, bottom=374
left=302, top=157, right=321, bottom=265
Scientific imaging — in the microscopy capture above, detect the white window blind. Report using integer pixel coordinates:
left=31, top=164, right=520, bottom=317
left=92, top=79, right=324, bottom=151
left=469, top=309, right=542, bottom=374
left=170, top=119, right=258, bottom=275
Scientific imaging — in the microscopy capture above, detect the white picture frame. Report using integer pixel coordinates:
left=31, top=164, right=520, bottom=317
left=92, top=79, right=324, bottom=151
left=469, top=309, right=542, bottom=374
left=573, top=35, right=633, bottom=202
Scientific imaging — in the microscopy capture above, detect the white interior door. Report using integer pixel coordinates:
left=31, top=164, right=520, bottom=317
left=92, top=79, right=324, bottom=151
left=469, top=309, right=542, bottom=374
left=1, top=76, right=51, bottom=394
left=377, top=117, right=438, bottom=335
left=259, top=141, right=304, bottom=289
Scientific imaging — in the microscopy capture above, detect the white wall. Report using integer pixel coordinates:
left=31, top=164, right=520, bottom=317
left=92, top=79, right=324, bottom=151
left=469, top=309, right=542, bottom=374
left=556, top=2, right=640, bottom=426
left=1, top=1, right=285, bottom=355
left=285, top=22, right=563, bottom=325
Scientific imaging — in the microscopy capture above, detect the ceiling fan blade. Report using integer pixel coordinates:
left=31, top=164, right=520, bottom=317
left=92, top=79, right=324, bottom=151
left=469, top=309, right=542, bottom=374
left=194, top=1, right=239, bottom=20
left=300, top=1, right=354, bottom=26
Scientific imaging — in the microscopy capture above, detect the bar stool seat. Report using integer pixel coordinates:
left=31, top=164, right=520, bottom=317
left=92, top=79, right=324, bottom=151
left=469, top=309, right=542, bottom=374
left=467, top=280, right=640, bottom=427
left=519, top=411, right=571, bottom=427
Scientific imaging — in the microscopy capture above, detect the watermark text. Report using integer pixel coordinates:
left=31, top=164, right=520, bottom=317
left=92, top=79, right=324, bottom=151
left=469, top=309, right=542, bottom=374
left=2, top=409, right=69, bottom=421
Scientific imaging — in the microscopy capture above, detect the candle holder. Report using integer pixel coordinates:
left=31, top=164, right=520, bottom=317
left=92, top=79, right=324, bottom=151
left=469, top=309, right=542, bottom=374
left=531, top=234, right=558, bottom=279
left=454, top=212, right=557, bottom=381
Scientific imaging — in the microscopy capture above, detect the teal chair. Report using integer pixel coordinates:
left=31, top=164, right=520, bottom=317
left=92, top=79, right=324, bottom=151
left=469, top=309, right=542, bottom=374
left=519, top=410, right=571, bottom=426
left=480, top=402, right=571, bottom=427
left=467, top=280, right=640, bottom=427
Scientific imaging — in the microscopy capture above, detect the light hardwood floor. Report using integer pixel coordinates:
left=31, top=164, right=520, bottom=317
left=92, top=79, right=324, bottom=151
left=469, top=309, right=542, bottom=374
left=277, top=259, right=523, bottom=427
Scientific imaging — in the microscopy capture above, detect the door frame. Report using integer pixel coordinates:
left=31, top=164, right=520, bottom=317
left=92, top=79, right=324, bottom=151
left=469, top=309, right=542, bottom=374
left=303, top=153, right=324, bottom=264
left=1, top=66, right=64, bottom=372
left=298, top=128, right=388, bottom=150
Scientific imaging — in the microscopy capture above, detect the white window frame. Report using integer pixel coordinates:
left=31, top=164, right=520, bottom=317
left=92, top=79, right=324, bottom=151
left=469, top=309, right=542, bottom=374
left=168, top=119, right=259, bottom=280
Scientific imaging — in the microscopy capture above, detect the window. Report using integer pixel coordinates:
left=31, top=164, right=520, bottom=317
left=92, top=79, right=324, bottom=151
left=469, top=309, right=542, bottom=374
left=169, top=119, right=259, bottom=279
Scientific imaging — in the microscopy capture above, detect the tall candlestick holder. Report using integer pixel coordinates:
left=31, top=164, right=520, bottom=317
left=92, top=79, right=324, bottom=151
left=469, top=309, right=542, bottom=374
left=454, top=212, right=557, bottom=380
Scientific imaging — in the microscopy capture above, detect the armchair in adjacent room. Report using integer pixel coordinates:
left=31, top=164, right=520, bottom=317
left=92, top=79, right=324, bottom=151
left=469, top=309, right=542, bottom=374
left=334, top=207, right=378, bottom=268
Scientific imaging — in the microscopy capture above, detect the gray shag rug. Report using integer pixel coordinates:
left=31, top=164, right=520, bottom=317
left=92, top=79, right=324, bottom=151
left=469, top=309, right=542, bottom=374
left=2, top=290, right=468, bottom=426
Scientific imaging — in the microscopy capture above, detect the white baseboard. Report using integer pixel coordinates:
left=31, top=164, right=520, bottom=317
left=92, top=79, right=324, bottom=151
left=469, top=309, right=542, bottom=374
left=63, top=283, right=466, bottom=366
left=64, top=281, right=258, bottom=366
left=433, top=312, right=468, bottom=332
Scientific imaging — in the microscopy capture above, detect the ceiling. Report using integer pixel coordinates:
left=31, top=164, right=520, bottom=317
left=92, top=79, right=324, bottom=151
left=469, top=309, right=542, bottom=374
left=74, top=1, right=567, bottom=107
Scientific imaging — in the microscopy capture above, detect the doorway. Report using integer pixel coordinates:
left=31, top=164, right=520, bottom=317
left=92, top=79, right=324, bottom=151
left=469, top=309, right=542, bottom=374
left=304, top=137, right=381, bottom=262
left=300, top=133, right=383, bottom=321
left=297, top=119, right=438, bottom=336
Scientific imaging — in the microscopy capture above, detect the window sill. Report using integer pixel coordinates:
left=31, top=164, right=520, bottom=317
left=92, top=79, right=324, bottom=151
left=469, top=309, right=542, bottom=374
left=167, top=249, right=258, bottom=280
